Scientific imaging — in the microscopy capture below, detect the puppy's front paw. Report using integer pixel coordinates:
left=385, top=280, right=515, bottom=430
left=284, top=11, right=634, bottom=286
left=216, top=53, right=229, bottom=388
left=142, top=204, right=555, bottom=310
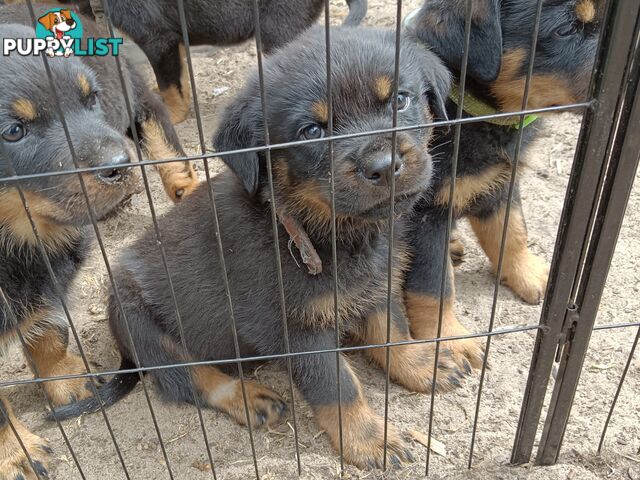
left=449, top=236, right=465, bottom=267
left=386, top=343, right=471, bottom=393
left=159, top=163, right=200, bottom=202
left=502, top=251, right=550, bottom=305
left=209, top=380, right=287, bottom=428
left=42, top=353, right=95, bottom=407
left=0, top=418, right=52, bottom=480
left=316, top=403, right=415, bottom=469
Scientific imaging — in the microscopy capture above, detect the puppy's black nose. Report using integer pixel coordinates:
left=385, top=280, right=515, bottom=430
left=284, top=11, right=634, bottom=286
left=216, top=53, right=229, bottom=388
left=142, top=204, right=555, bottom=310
left=96, top=151, right=129, bottom=185
left=66, top=19, right=75, bottom=26
left=362, top=151, right=404, bottom=187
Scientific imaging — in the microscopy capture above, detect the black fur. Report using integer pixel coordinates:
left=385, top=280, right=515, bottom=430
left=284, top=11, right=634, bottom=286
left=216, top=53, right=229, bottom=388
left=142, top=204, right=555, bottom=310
left=54, top=26, right=458, bottom=469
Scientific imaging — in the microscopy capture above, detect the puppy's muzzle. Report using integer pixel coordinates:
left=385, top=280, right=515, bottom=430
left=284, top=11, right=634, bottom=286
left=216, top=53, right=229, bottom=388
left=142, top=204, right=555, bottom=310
left=360, top=151, right=404, bottom=187
left=95, top=149, right=131, bottom=185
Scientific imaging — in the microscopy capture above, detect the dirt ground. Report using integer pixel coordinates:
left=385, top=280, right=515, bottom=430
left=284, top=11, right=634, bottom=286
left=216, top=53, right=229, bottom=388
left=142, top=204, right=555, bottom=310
left=2, top=1, right=639, bottom=479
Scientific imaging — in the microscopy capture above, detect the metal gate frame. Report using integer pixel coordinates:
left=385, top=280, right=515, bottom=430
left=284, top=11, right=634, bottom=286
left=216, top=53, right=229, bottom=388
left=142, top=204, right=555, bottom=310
left=512, top=0, right=640, bottom=465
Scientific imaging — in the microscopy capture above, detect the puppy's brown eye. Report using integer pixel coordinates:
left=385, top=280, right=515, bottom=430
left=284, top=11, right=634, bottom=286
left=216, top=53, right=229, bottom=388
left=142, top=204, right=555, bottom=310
left=395, top=92, right=411, bottom=112
left=86, top=91, right=98, bottom=109
left=300, top=124, right=324, bottom=140
left=2, top=123, right=27, bottom=142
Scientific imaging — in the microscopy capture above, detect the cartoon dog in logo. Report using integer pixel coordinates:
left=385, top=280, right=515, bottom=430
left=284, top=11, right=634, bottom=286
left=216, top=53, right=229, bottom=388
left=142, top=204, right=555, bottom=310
left=37, top=9, right=76, bottom=57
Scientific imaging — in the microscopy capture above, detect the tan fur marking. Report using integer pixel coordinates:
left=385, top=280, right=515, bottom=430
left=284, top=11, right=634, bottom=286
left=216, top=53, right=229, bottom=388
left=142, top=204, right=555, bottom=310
left=491, top=49, right=578, bottom=111
left=434, top=163, right=512, bottom=213
left=159, top=44, right=192, bottom=124
left=311, top=101, right=329, bottom=123
left=27, top=326, right=93, bottom=406
left=12, top=99, right=37, bottom=121
left=77, top=73, right=91, bottom=96
left=405, top=292, right=484, bottom=368
left=314, top=390, right=411, bottom=468
left=140, top=118, right=198, bottom=201
left=373, top=76, right=392, bottom=101
left=192, top=365, right=284, bottom=427
left=0, top=188, right=79, bottom=250
left=0, top=397, right=52, bottom=478
left=469, top=205, right=550, bottom=304
left=576, top=0, right=596, bottom=23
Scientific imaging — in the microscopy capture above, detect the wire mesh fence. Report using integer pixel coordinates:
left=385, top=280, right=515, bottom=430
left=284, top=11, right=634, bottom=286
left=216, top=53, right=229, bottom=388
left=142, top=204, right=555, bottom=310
left=0, top=0, right=638, bottom=478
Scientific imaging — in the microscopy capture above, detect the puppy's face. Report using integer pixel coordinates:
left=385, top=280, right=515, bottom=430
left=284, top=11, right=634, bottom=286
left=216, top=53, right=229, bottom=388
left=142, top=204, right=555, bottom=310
left=215, top=27, right=451, bottom=222
left=493, top=0, right=600, bottom=110
left=0, top=25, right=137, bottom=228
left=409, top=0, right=600, bottom=111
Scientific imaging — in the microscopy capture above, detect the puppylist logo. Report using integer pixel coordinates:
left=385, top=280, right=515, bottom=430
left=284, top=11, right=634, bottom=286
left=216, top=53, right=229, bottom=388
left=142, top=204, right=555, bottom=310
left=2, top=8, right=122, bottom=57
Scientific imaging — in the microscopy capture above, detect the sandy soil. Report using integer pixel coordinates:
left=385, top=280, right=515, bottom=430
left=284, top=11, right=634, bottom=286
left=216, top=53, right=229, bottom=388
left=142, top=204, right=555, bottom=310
left=2, top=1, right=638, bottom=479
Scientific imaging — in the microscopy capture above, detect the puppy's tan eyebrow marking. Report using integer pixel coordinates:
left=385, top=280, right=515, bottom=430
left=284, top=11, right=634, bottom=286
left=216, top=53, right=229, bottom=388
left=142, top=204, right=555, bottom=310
left=12, top=98, right=37, bottom=121
left=575, top=0, right=596, bottom=23
left=373, top=76, right=392, bottom=101
left=77, top=73, right=91, bottom=96
left=311, top=101, right=329, bottom=124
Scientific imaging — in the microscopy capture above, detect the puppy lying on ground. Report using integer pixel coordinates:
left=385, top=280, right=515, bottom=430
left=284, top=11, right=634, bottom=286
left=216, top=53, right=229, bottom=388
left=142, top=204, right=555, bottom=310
left=402, top=0, right=600, bottom=366
left=51, top=26, right=467, bottom=469
left=1, top=3, right=199, bottom=202
left=0, top=21, right=139, bottom=480
left=70, top=0, right=369, bottom=123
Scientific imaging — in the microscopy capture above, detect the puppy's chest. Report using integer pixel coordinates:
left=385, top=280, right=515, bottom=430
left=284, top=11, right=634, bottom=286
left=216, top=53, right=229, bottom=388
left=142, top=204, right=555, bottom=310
left=290, top=241, right=409, bottom=330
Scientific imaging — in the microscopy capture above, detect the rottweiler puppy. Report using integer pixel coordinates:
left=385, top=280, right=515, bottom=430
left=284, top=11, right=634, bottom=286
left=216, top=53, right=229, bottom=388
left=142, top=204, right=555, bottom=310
left=2, top=3, right=199, bottom=202
left=0, top=20, right=141, bottom=480
left=51, top=26, right=465, bottom=469
left=67, top=0, right=369, bottom=124
left=402, top=0, right=600, bottom=366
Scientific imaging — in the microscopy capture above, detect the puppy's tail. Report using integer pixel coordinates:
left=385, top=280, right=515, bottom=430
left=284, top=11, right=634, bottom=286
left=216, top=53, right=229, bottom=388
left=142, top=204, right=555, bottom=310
left=47, top=358, right=141, bottom=421
left=343, top=0, right=368, bottom=26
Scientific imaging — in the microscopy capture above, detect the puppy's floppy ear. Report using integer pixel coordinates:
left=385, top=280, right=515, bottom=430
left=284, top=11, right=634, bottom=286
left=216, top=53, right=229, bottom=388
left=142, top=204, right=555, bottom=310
left=424, top=58, right=451, bottom=123
left=410, top=44, right=452, bottom=123
left=409, top=0, right=502, bottom=84
left=38, top=12, right=56, bottom=31
left=213, top=89, right=264, bottom=197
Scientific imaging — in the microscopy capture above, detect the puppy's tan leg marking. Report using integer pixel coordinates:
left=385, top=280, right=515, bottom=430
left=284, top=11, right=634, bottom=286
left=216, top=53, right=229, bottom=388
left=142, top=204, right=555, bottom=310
left=469, top=205, right=550, bottom=304
left=159, top=44, right=191, bottom=124
left=314, top=364, right=413, bottom=469
left=140, top=118, right=199, bottom=202
left=405, top=293, right=484, bottom=370
left=192, top=366, right=286, bottom=428
left=26, top=324, right=93, bottom=407
left=363, top=309, right=467, bottom=392
left=0, top=398, right=52, bottom=480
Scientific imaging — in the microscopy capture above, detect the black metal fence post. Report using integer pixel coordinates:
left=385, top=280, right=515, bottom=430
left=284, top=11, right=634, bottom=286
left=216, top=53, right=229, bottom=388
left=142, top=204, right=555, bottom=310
left=511, top=0, right=640, bottom=465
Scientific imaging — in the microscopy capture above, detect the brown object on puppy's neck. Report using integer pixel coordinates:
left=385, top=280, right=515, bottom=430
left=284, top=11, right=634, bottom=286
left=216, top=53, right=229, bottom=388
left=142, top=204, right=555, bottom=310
left=277, top=210, right=322, bottom=275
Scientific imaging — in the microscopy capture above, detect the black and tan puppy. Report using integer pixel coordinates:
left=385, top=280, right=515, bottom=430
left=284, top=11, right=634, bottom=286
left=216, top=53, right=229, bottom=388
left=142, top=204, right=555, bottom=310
left=0, top=20, right=141, bottom=480
left=402, top=0, right=600, bottom=365
left=2, top=3, right=199, bottom=202
left=51, top=26, right=464, bottom=468
left=68, top=0, right=368, bottom=123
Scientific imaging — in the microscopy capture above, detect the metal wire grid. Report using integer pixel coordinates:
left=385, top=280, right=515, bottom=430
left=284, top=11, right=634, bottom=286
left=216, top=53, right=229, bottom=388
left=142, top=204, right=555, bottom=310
left=0, top=0, right=638, bottom=478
